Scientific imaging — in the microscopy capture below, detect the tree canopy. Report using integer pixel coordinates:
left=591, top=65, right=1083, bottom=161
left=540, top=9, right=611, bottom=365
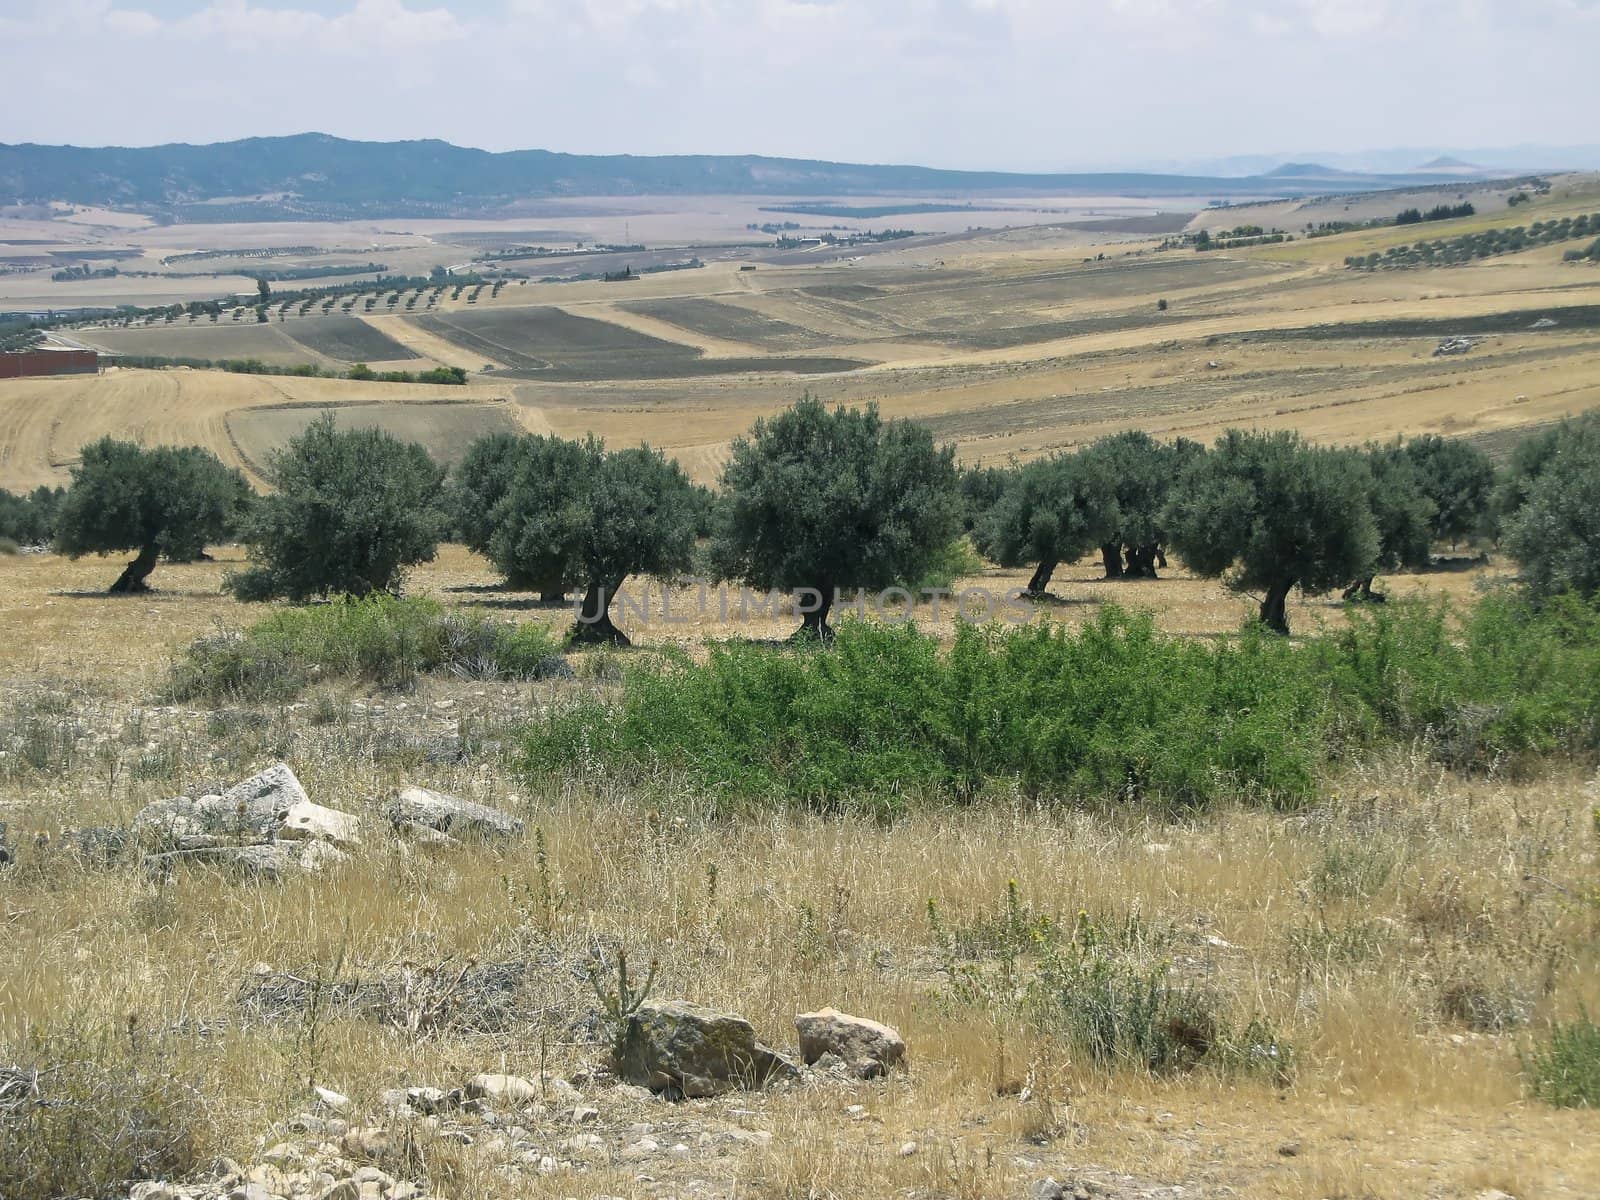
left=1347, top=441, right=1436, bottom=600
left=484, top=435, right=697, bottom=644
left=1081, top=431, right=1202, bottom=579
left=1402, top=434, right=1494, bottom=545
left=54, top=439, right=251, bottom=593
left=226, top=415, right=447, bottom=601
left=712, top=396, right=961, bottom=638
left=974, top=450, right=1119, bottom=596
left=1504, top=416, right=1600, bottom=601
left=1163, top=430, right=1379, bottom=634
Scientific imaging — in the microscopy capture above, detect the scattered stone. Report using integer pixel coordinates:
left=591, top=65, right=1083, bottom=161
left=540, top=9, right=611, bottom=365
left=1529, top=317, right=1558, bottom=329
left=260, top=1142, right=303, bottom=1167
left=279, top=800, right=363, bottom=847
left=1030, top=1179, right=1067, bottom=1200
left=405, top=1085, right=455, bottom=1114
left=621, top=1137, right=660, bottom=1160
left=617, top=999, right=797, bottom=1098
left=573, top=1104, right=600, bottom=1124
left=794, top=1007, right=906, bottom=1078
left=898, top=1141, right=919, bottom=1157
left=143, top=840, right=346, bottom=880
left=465, top=1072, right=540, bottom=1106
left=341, top=1126, right=400, bottom=1163
left=129, top=1185, right=180, bottom=1200
left=1278, top=1140, right=1302, bottom=1157
left=135, top=763, right=310, bottom=850
left=315, top=1085, right=352, bottom=1112
left=384, top=786, right=524, bottom=840
left=317, top=1181, right=360, bottom=1200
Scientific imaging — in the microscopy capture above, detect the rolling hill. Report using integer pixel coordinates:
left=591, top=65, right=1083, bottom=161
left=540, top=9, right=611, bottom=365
left=0, top=133, right=1513, bottom=221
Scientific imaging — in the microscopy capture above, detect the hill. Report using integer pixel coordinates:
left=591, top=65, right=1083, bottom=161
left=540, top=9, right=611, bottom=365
left=0, top=133, right=1493, bottom=221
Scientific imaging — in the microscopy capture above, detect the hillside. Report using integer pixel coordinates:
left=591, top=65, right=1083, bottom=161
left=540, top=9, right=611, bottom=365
left=0, top=133, right=1508, bottom=221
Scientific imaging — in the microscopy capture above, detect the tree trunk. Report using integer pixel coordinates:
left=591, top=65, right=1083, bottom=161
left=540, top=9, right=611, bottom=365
left=792, top=584, right=835, bottom=642
left=1155, top=546, right=1168, bottom=570
left=1259, top=577, right=1294, bottom=635
left=108, top=543, right=158, bottom=595
left=570, top=579, right=630, bottom=646
left=1342, top=576, right=1385, bottom=603
left=1025, top=559, right=1058, bottom=598
left=1100, top=543, right=1124, bottom=580
left=1127, top=545, right=1161, bottom=579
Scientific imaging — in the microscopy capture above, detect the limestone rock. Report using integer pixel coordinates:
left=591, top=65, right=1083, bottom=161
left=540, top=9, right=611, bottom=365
left=280, top=800, right=363, bottom=847
left=794, top=1007, right=906, bottom=1078
left=143, top=840, right=346, bottom=880
left=134, top=763, right=324, bottom=850
left=465, top=1073, right=540, bottom=1105
left=384, top=786, right=523, bottom=840
left=617, top=999, right=796, bottom=1098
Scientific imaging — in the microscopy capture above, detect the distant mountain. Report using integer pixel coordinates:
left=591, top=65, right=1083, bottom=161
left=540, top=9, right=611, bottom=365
left=0, top=133, right=1523, bottom=222
left=1416, top=155, right=1479, bottom=170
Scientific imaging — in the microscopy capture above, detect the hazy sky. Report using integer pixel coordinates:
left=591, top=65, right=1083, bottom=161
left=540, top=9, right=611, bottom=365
left=0, top=0, right=1594, bottom=170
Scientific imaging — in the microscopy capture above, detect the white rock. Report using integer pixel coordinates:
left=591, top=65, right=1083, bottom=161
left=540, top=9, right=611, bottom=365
left=280, top=800, right=363, bottom=847
left=465, top=1073, right=539, bottom=1105
left=794, top=1007, right=907, bottom=1078
left=315, top=1085, right=351, bottom=1111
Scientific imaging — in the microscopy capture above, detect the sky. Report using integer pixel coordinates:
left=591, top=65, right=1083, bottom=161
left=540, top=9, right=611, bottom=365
left=0, top=0, right=1595, bottom=171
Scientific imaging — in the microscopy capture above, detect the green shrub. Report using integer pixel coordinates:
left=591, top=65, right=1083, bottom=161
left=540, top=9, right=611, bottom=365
left=521, top=594, right=1600, bottom=811
left=1526, top=1011, right=1600, bottom=1107
left=166, top=595, right=560, bottom=703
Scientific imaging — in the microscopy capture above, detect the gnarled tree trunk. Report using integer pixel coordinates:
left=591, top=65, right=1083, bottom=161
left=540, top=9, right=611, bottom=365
left=1025, top=559, right=1058, bottom=598
left=108, top=543, right=159, bottom=595
left=1100, top=543, right=1124, bottom=580
left=1126, top=544, right=1162, bottom=579
left=1342, top=576, right=1385, bottom=603
left=1259, top=577, right=1295, bottom=635
left=792, top=583, right=836, bottom=642
left=570, top=578, right=630, bottom=646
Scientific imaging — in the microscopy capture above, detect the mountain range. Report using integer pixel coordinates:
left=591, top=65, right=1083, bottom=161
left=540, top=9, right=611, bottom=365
left=0, top=134, right=1534, bottom=222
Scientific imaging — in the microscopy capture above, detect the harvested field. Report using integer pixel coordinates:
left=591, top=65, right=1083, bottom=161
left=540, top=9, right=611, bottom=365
left=618, top=297, right=843, bottom=350
left=83, top=322, right=335, bottom=368
left=280, top=315, right=419, bottom=363
left=226, top=400, right=521, bottom=473
left=411, top=306, right=864, bottom=380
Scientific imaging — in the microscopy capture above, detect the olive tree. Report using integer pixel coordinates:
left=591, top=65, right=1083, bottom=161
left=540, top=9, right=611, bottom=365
left=487, top=436, right=697, bottom=644
left=973, top=450, right=1119, bottom=596
left=1081, top=431, right=1202, bottom=579
left=226, top=415, right=446, bottom=601
left=1402, top=434, right=1494, bottom=546
left=1345, top=441, right=1436, bottom=601
left=453, top=432, right=590, bottom=602
left=1163, top=430, right=1379, bottom=634
left=712, top=396, right=961, bottom=639
left=1504, top=418, right=1600, bottom=601
left=54, top=439, right=251, bottom=593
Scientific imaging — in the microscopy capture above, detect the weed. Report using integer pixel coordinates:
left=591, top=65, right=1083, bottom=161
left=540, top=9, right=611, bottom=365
left=1526, top=1009, right=1600, bottom=1106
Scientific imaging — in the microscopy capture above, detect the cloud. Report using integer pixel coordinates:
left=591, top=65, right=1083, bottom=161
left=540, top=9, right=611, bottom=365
left=0, top=0, right=1594, bottom=169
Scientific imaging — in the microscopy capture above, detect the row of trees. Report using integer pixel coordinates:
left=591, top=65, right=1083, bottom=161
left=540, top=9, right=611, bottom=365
left=38, top=400, right=1600, bottom=639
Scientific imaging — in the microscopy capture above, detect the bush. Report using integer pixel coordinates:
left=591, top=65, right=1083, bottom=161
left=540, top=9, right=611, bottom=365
left=227, top=415, right=446, bottom=601
left=1505, top=417, right=1600, bottom=601
left=1526, top=1011, right=1600, bottom=1107
left=166, top=595, right=561, bottom=703
left=521, top=594, right=1600, bottom=811
left=0, top=1023, right=206, bottom=1200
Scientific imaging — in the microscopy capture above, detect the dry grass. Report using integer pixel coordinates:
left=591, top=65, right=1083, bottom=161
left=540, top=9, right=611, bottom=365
left=2, top=551, right=1599, bottom=1198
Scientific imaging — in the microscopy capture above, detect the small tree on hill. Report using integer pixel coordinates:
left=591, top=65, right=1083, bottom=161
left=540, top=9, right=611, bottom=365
left=1402, top=434, right=1494, bottom=547
left=1081, top=431, right=1202, bottom=579
left=54, top=439, right=252, bottom=594
left=974, top=451, right=1119, bottom=597
left=712, top=397, right=962, bottom=639
left=487, top=437, right=697, bottom=644
left=1163, top=430, right=1379, bottom=634
left=1504, top=417, right=1600, bottom=601
left=226, top=415, right=446, bottom=601
left=1345, top=442, right=1436, bottom=601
